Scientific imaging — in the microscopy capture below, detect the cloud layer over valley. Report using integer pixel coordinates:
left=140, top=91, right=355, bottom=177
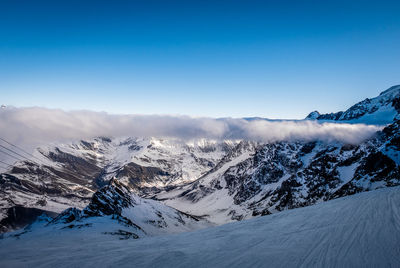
left=0, top=107, right=383, bottom=150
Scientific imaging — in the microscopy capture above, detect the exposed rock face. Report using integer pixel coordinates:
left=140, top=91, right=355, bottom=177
left=51, top=208, right=82, bottom=224
left=83, top=179, right=136, bottom=217
left=116, top=163, right=169, bottom=190
left=0, top=206, right=57, bottom=233
left=50, top=179, right=142, bottom=231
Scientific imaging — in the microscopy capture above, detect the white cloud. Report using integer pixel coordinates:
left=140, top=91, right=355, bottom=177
left=0, top=107, right=383, bottom=151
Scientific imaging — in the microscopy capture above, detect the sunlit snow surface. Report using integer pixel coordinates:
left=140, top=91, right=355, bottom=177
left=1, top=186, right=400, bottom=268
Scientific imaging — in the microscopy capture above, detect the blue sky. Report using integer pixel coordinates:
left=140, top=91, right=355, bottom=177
left=1, top=0, right=399, bottom=118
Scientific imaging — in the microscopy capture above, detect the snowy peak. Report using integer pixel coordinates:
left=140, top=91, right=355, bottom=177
left=307, top=85, right=400, bottom=124
left=306, top=111, right=320, bottom=120
left=46, top=177, right=211, bottom=237
left=379, top=84, right=400, bottom=97
left=83, top=178, right=135, bottom=217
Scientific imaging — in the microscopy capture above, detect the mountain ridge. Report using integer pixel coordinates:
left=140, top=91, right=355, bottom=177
left=306, top=85, right=400, bottom=124
left=0, top=85, right=399, bottom=231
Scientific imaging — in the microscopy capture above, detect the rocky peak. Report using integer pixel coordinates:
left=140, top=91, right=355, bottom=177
left=83, top=178, right=136, bottom=217
left=306, top=111, right=320, bottom=120
left=50, top=178, right=136, bottom=224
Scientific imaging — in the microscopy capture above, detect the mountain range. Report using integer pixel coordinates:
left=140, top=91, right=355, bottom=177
left=1, top=85, right=399, bottom=242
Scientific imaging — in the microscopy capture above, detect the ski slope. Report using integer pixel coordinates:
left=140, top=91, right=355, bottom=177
left=1, top=186, right=400, bottom=267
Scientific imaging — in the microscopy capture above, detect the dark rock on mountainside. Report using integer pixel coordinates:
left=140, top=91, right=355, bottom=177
left=84, top=179, right=135, bottom=217
left=0, top=206, right=58, bottom=233
left=50, top=178, right=140, bottom=230
left=116, top=162, right=169, bottom=189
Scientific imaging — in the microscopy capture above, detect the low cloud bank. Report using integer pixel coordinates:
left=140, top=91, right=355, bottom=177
left=0, top=107, right=383, bottom=150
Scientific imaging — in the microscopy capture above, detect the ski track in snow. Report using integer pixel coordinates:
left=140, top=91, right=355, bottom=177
left=1, top=186, right=400, bottom=268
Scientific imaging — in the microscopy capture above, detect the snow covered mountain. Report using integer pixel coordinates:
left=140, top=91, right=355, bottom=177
left=155, top=121, right=399, bottom=224
left=1, top=85, right=400, bottom=232
left=306, top=84, right=400, bottom=124
left=2, top=185, right=400, bottom=267
left=0, top=137, right=236, bottom=231
left=41, top=178, right=211, bottom=238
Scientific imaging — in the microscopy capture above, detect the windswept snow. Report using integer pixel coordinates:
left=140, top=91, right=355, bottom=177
left=1, top=186, right=400, bottom=267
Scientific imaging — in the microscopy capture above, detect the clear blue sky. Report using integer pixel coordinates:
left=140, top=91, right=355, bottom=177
left=1, top=0, right=399, bottom=118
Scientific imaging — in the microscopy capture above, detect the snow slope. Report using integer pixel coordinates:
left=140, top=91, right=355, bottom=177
left=1, top=186, right=399, bottom=267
